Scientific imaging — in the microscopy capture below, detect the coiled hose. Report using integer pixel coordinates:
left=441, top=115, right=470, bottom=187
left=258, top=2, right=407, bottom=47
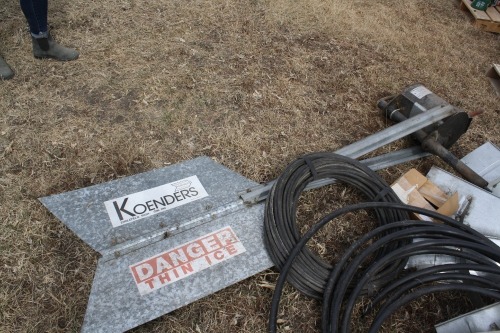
left=264, top=152, right=410, bottom=299
left=264, top=153, right=500, bottom=332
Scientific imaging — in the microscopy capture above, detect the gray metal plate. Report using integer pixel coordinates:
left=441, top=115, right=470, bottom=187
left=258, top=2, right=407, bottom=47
left=39, top=156, right=257, bottom=254
left=407, top=166, right=500, bottom=269
left=407, top=144, right=500, bottom=270
left=435, top=302, right=500, bottom=333
left=461, top=141, right=500, bottom=197
left=427, top=167, right=500, bottom=239
left=81, top=203, right=272, bottom=333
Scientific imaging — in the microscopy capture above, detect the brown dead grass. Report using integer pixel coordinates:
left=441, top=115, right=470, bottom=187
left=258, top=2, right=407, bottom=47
left=0, top=0, right=499, bottom=332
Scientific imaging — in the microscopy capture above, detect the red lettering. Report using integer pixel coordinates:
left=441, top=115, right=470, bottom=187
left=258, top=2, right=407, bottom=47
left=144, top=279, right=155, bottom=289
left=214, top=250, right=224, bottom=260
left=132, top=263, right=154, bottom=282
left=186, top=242, right=205, bottom=259
left=216, top=228, right=238, bottom=245
left=169, top=249, right=189, bottom=266
left=226, top=244, right=238, bottom=256
left=158, top=272, right=172, bottom=284
left=181, top=263, right=193, bottom=274
left=132, top=228, right=242, bottom=291
left=156, top=256, right=173, bottom=275
left=201, top=235, right=222, bottom=252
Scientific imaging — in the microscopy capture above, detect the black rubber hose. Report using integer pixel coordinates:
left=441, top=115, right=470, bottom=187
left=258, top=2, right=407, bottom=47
left=364, top=272, right=500, bottom=316
left=332, top=228, right=500, bottom=323
left=264, top=153, right=409, bottom=299
left=326, top=227, right=496, bottom=326
left=337, top=243, right=500, bottom=333
left=368, top=285, right=500, bottom=333
left=364, top=263, right=500, bottom=314
left=334, top=233, right=500, bottom=333
left=268, top=202, right=425, bottom=333
left=321, top=222, right=499, bottom=332
left=267, top=201, right=500, bottom=333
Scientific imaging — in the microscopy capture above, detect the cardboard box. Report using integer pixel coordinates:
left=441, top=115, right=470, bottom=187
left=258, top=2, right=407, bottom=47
left=391, top=169, right=459, bottom=221
left=486, top=64, right=500, bottom=97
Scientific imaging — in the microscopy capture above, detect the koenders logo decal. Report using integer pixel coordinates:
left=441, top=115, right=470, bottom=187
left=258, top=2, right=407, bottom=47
left=104, top=175, right=209, bottom=227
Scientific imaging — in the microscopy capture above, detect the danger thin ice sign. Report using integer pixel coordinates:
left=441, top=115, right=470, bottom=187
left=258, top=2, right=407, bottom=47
left=41, top=156, right=272, bottom=332
left=130, top=226, right=246, bottom=295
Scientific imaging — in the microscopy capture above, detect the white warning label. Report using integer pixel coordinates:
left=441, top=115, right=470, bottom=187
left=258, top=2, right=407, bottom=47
left=104, top=175, right=208, bottom=227
left=130, top=226, right=246, bottom=295
left=410, top=86, right=433, bottom=99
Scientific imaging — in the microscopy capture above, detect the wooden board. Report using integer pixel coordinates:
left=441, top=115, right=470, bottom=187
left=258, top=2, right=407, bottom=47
left=460, top=0, right=500, bottom=33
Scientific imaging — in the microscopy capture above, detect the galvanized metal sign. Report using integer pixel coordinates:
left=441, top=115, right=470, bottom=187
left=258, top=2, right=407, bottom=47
left=40, top=157, right=273, bottom=332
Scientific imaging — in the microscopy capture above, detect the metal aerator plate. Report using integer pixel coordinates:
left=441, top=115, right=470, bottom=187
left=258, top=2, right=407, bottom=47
left=39, top=156, right=273, bottom=332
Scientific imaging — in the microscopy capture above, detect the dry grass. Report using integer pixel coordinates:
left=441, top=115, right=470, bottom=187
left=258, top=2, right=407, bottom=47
left=1, top=0, right=499, bottom=332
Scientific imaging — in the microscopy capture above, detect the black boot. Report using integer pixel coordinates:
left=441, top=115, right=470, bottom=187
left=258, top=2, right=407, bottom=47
left=32, top=34, right=79, bottom=61
left=0, top=55, right=14, bottom=80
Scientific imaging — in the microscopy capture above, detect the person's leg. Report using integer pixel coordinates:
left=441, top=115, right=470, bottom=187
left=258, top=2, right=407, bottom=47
left=19, top=0, right=79, bottom=61
left=19, top=0, right=48, bottom=37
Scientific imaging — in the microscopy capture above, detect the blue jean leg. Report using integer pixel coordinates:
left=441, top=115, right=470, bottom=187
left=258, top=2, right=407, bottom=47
left=19, top=0, right=48, bottom=36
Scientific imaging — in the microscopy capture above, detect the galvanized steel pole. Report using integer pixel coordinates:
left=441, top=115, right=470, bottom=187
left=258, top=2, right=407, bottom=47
left=240, top=104, right=456, bottom=204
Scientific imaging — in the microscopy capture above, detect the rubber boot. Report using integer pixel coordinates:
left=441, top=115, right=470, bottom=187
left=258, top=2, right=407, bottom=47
left=0, top=55, right=14, bottom=80
left=32, top=35, right=79, bottom=61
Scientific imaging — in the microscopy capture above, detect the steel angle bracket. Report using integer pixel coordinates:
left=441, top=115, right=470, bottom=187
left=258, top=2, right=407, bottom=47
left=240, top=104, right=456, bottom=204
left=39, top=156, right=273, bottom=333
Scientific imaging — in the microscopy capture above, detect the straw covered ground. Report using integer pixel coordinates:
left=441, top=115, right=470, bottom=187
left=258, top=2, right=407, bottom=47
left=0, top=0, right=499, bottom=332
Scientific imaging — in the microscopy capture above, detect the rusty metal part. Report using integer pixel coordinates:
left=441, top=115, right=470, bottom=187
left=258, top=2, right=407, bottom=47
left=377, top=85, right=489, bottom=190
